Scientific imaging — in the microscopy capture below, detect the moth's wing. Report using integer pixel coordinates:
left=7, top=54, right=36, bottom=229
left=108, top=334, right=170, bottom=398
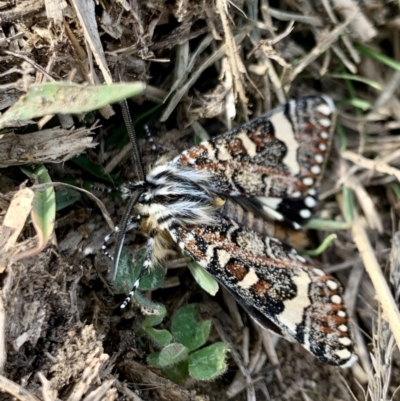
left=173, top=96, right=336, bottom=227
left=170, top=216, right=356, bottom=367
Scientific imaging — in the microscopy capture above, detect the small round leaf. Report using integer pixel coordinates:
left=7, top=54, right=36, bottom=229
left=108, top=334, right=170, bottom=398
left=157, top=343, right=189, bottom=367
left=188, top=342, right=228, bottom=380
left=171, top=304, right=211, bottom=351
left=144, top=327, right=172, bottom=347
left=161, top=360, right=189, bottom=383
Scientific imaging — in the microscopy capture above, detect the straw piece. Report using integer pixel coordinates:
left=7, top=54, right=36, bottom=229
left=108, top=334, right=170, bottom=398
left=351, top=217, right=400, bottom=351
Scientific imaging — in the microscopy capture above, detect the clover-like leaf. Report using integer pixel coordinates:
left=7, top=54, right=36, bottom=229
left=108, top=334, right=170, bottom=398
left=171, top=304, right=211, bottom=351
left=188, top=342, right=228, bottom=380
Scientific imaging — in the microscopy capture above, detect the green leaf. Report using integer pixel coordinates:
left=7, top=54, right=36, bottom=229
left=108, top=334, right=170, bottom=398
left=326, top=73, right=382, bottom=90
left=188, top=261, right=219, bottom=296
left=188, top=342, right=228, bottom=380
left=141, top=301, right=167, bottom=328
left=55, top=186, right=81, bottom=211
left=151, top=343, right=189, bottom=368
left=171, top=304, right=211, bottom=351
left=337, top=98, right=372, bottom=111
left=130, top=249, right=165, bottom=291
left=21, top=165, right=55, bottom=250
left=305, top=218, right=351, bottom=231
left=356, top=44, right=400, bottom=72
left=161, top=360, right=189, bottom=383
left=0, top=82, right=146, bottom=128
left=147, top=352, right=160, bottom=366
left=342, top=186, right=355, bottom=223
left=112, top=249, right=135, bottom=294
left=302, top=234, right=337, bottom=257
left=71, top=155, right=121, bottom=184
left=112, top=248, right=165, bottom=294
left=144, top=327, right=172, bottom=347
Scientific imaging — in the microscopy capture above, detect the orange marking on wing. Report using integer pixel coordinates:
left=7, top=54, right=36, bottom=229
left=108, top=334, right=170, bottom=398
left=225, top=260, right=247, bottom=280
left=253, top=280, right=272, bottom=296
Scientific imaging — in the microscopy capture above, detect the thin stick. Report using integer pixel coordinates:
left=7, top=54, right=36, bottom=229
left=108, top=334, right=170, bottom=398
left=0, top=374, right=40, bottom=401
left=351, top=217, right=400, bottom=351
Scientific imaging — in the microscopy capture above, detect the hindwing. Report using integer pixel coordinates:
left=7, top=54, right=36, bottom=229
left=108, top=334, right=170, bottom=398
left=170, top=215, right=355, bottom=367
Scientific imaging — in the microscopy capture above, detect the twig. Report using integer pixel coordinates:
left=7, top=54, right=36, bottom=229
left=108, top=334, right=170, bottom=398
left=342, top=150, right=400, bottom=183
left=216, top=0, right=248, bottom=117
left=0, top=373, right=41, bottom=401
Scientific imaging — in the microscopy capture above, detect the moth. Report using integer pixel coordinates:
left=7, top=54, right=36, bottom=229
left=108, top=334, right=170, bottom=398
left=107, top=95, right=356, bottom=367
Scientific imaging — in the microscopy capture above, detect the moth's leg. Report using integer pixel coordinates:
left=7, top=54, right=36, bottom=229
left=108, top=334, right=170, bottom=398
left=120, top=235, right=155, bottom=309
left=101, top=218, right=139, bottom=261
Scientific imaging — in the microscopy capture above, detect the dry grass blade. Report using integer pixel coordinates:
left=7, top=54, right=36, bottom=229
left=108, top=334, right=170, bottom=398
left=343, top=150, right=400, bottom=183
left=216, top=0, right=248, bottom=117
left=331, top=0, right=377, bottom=42
left=70, top=0, right=112, bottom=84
left=285, top=15, right=357, bottom=84
left=0, top=373, right=41, bottom=401
left=0, top=187, right=35, bottom=272
left=351, top=217, right=400, bottom=351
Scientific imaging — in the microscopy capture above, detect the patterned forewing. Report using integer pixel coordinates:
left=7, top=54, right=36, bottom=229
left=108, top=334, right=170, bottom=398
left=173, top=96, right=335, bottom=227
left=170, top=216, right=355, bottom=367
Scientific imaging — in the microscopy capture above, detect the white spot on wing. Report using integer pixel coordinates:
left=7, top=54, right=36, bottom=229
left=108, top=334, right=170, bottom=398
left=292, top=222, right=302, bottom=230
left=304, top=196, right=317, bottom=208
left=334, top=348, right=352, bottom=361
left=303, top=177, right=314, bottom=186
left=257, top=197, right=284, bottom=221
left=236, top=132, right=257, bottom=157
left=326, top=280, right=338, bottom=290
left=311, top=165, right=321, bottom=175
left=313, top=268, right=325, bottom=276
left=216, top=249, right=231, bottom=269
left=318, top=118, right=331, bottom=127
left=299, top=209, right=311, bottom=219
left=257, top=197, right=282, bottom=210
left=339, top=337, right=352, bottom=346
left=320, top=131, right=330, bottom=139
left=270, top=108, right=300, bottom=175
left=238, top=267, right=259, bottom=289
left=337, top=310, right=346, bottom=318
left=277, top=269, right=311, bottom=334
left=202, top=142, right=216, bottom=160
left=316, top=103, right=332, bottom=116
left=338, top=324, right=348, bottom=332
left=314, top=154, right=324, bottom=163
left=216, top=144, right=232, bottom=161
left=331, top=295, right=342, bottom=304
left=205, top=245, right=215, bottom=263
left=262, top=206, right=284, bottom=221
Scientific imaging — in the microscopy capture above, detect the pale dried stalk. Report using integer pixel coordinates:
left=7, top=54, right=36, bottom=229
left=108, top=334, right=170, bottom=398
left=216, top=0, right=247, bottom=115
left=351, top=217, right=400, bottom=352
left=342, top=150, right=400, bottom=183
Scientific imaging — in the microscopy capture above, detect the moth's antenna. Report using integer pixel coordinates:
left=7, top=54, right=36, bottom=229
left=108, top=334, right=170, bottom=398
left=117, top=66, right=146, bottom=182
left=112, top=187, right=143, bottom=280
left=112, top=65, right=147, bottom=279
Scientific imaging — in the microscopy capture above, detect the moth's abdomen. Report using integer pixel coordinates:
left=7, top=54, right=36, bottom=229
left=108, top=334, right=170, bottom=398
left=218, top=199, right=310, bottom=249
left=219, top=198, right=273, bottom=237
